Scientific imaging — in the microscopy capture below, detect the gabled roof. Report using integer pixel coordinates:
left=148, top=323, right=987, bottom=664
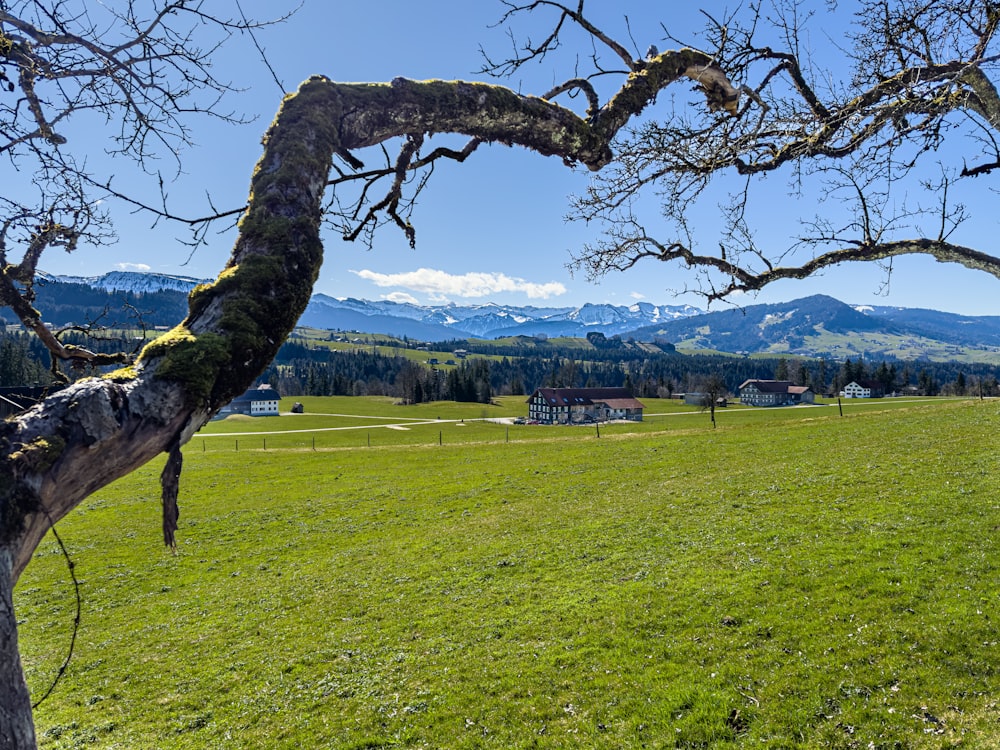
left=739, top=380, right=813, bottom=395
left=527, top=387, right=644, bottom=409
left=846, top=380, right=883, bottom=390
left=739, top=379, right=793, bottom=393
left=600, top=398, right=646, bottom=409
left=232, top=386, right=280, bottom=403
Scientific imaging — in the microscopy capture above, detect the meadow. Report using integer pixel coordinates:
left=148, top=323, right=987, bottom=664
left=15, top=397, right=1000, bottom=748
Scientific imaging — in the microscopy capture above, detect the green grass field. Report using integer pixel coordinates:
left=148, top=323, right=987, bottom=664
left=15, top=397, right=1000, bottom=748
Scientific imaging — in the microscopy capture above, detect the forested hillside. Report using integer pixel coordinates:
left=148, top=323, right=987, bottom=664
left=4, top=324, right=999, bottom=406
left=29, top=280, right=189, bottom=328
left=259, top=335, right=1000, bottom=403
left=0, top=335, right=50, bottom=387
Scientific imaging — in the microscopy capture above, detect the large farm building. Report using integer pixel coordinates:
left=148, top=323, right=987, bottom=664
left=527, top=387, right=644, bottom=425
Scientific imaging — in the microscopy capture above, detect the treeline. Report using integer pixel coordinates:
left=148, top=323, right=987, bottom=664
left=4, top=326, right=999, bottom=403
left=0, top=327, right=154, bottom=385
left=259, top=339, right=1000, bottom=404
left=26, top=281, right=189, bottom=328
left=774, top=356, right=1000, bottom=397
left=262, top=352, right=496, bottom=404
left=0, top=334, right=51, bottom=386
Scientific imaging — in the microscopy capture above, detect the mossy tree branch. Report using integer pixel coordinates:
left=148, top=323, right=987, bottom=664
left=570, top=0, right=1000, bottom=301
left=0, top=56, right=738, bottom=747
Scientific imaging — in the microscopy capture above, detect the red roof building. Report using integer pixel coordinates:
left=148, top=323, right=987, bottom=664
left=526, top=387, right=644, bottom=424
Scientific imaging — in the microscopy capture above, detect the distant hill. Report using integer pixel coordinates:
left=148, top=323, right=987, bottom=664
left=30, top=272, right=701, bottom=339
left=632, top=295, right=1000, bottom=363
left=41, top=270, right=208, bottom=295
left=22, top=273, right=1000, bottom=363
left=26, top=273, right=193, bottom=328
left=297, top=295, right=701, bottom=339
left=856, top=305, right=1000, bottom=348
left=299, top=295, right=458, bottom=341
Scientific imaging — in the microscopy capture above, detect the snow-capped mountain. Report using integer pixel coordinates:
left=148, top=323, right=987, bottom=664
left=39, top=270, right=209, bottom=294
left=298, top=294, right=702, bottom=339
left=36, top=272, right=703, bottom=338
left=23, top=271, right=1000, bottom=361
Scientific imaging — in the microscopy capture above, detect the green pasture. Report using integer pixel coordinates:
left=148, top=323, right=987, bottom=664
left=16, top=397, right=1000, bottom=748
left=288, top=330, right=510, bottom=366
left=190, top=395, right=959, bottom=453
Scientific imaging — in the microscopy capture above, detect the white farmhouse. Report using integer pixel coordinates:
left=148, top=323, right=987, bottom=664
left=841, top=380, right=885, bottom=399
left=228, top=384, right=281, bottom=416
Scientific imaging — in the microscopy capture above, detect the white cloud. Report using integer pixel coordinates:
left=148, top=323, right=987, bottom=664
left=383, top=291, right=419, bottom=304
left=630, top=291, right=645, bottom=300
left=350, top=267, right=567, bottom=300
left=115, top=262, right=151, bottom=272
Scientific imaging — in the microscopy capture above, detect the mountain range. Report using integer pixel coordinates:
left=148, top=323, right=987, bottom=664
left=25, top=271, right=1000, bottom=363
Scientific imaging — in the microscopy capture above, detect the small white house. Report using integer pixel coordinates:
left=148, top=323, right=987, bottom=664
left=841, top=380, right=885, bottom=399
left=228, top=384, right=280, bottom=416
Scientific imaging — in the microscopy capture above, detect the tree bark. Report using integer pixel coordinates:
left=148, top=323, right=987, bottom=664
left=0, top=550, right=35, bottom=750
left=0, top=60, right=735, bottom=746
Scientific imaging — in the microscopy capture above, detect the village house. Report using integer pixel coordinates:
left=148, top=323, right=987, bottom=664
left=682, top=392, right=728, bottom=408
left=840, top=380, right=885, bottom=398
left=223, top=383, right=281, bottom=416
left=739, top=379, right=815, bottom=407
left=526, top=387, right=645, bottom=425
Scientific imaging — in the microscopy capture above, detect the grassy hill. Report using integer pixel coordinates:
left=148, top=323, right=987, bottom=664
left=639, top=295, right=1000, bottom=364
left=17, top=397, right=1000, bottom=748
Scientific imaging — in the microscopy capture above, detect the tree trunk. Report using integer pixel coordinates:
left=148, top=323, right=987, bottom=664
left=0, top=60, right=736, bottom=745
left=0, top=76, right=341, bottom=746
left=0, top=549, right=35, bottom=750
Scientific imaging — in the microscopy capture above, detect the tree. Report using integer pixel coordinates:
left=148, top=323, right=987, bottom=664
left=586, top=331, right=608, bottom=347
left=566, top=1, right=1000, bottom=303
left=774, top=357, right=790, bottom=381
left=918, top=368, right=940, bottom=395
left=697, top=373, right=729, bottom=428
left=0, top=16, right=744, bottom=737
left=0, top=1, right=298, bottom=383
left=3, top=1, right=1000, bottom=746
left=875, top=361, right=899, bottom=394
left=0, top=336, right=47, bottom=387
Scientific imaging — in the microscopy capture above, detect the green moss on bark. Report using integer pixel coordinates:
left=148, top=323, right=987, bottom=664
left=7, top=436, right=66, bottom=474
left=131, top=326, right=231, bottom=404
left=0, top=436, right=56, bottom=545
left=142, top=77, right=338, bottom=409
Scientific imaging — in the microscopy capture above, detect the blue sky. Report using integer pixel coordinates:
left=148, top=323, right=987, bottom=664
left=40, top=1, right=1000, bottom=316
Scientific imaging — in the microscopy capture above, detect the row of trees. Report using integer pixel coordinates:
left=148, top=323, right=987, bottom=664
left=257, top=343, right=1000, bottom=403
left=776, top=355, right=1000, bottom=397
left=0, top=335, right=50, bottom=388
left=264, top=355, right=496, bottom=404
left=6, top=326, right=997, bottom=402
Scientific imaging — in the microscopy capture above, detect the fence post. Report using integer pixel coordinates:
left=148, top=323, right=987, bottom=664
left=235, top=439, right=239, bottom=452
